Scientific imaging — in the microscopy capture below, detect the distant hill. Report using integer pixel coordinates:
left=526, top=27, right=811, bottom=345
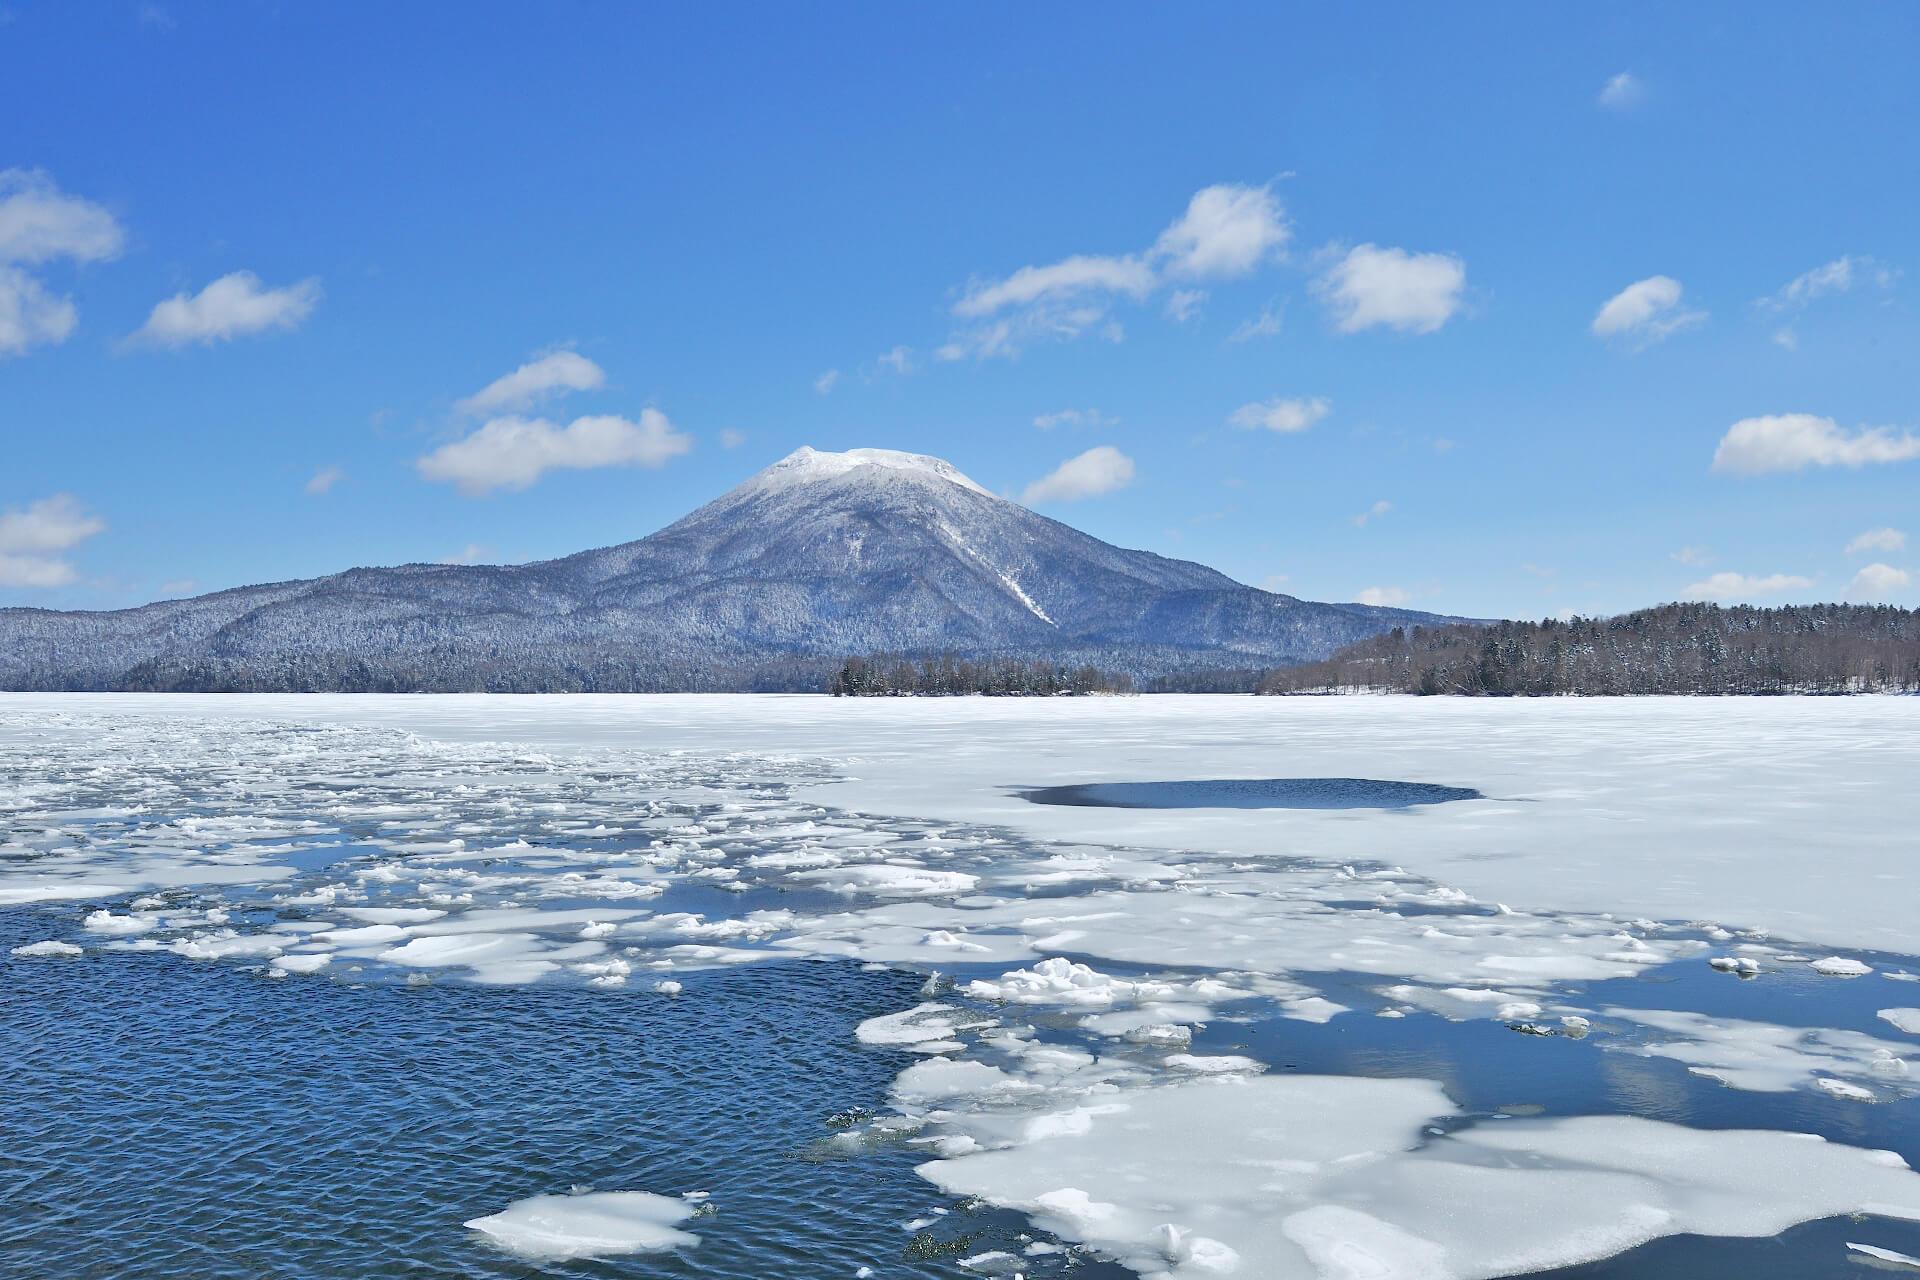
left=0, top=447, right=1456, bottom=692
left=1256, top=603, right=1920, bottom=696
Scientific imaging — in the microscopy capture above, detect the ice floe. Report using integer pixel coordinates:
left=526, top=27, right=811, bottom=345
left=464, top=1190, right=700, bottom=1260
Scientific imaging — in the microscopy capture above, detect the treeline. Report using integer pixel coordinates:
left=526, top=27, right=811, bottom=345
left=1256, top=603, right=1920, bottom=696
left=828, top=653, right=1134, bottom=696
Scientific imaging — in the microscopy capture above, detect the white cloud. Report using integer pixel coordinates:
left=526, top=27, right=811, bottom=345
left=813, top=368, right=840, bottom=395
left=0, top=171, right=123, bottom=359
left=1683, top=571, right=1814, bottom=602
left=416, top=409, right=692, bottom=496
left=1351, top=499, right=1392, bottom=528
left=876, top=345, right=913, bottom=375
left=442, top=543, right=496, bottom=565
left=130, top=270, right=321, bottom=347
left=1151, top=183, right=1289, bottom=280
left=0, top=169, right=124, bottom=265
left=1759, top=255, right=1896, bottom=312
left=1356, top=586, right=1409, bottom=607
left=1597, top=72, right=1644, bottom=111
left=1020, top=446, right=1135, bottom=504
left=1848, top=562, right=1912, bottom=600
left=719, top=428, right=746, bottom=449
left=456, top=350, right=605, bottom=416
left=1591, top=275, right=1705, bottom=345
left=1228, top=303, right=1284, bottom=342
left=0, top=493, right=105, bottom=588
left=304, top=466, right=344, bottom=496
left=1164, top=289, right=1206, bottom=323
left=954, top=254, right=1154, bottom=319
left=1772, top=327, right=1798, bottom=351
left=1846, top=527, right=1906, bottom=555
left=1314, top=244, right=1466, bottom=335
left=942, top=182, right=1285, bottom=359
left=1712, top=413, right=1920, bottom=474
left=1229, top=395, right=1330, bottom=434
left=1670, top=546, right=1713, bottom=567
left=1033, top=408, right=1115, bottom=431
left=0, top=265, right=78, bottom=357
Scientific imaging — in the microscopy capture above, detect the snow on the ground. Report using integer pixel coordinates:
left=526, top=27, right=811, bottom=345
left=3, top=693, right=1917, bottom=1278
left=464, top=1190, right=701, bottom=1260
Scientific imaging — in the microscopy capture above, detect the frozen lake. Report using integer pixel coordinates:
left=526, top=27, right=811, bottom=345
left=3, top=693, right=1919, bottom=1278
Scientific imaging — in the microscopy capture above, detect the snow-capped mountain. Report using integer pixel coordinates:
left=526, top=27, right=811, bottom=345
left=0, top=447, right=1456, bottom=691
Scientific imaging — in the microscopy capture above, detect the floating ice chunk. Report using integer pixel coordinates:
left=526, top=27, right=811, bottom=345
left=857, top=1002, right=995, bottom=1049
left=83, top=910, right=157, bottom=936
left=170, top=931, right=285, bottom=960
left=1281, top=996, right=1350, bottom=1024
left=1164, top=1054, right=1265, bottom=1075
left=918, top=1074, right=1920, bottom=1280
left=10, top=939, right=82, bottom=958
left=1850, top=1242, right=1920, bottom=1268
left=337, top=907, right=446, bottom=925
left=791, top=865, right=980, bottom=897
left=1606, top=1007, right=1913, bottom=1094
left=894, top=1058, right=1031, bottom=1104
left=1880, top=1010, right=1920, bottom=1037
left=1811, top=956, right=1873, bottom=977
left=578, top=921, right=618, bottom=939
left=465, top=1191, right=699, bottom=1260
left=1708, top=956, right=1761, bottom=975
left=270, top=952, right=332, bottom=975
left=655, top=980, right=683, bottom=995
left=1816, top=1078, right=1877, bottom=1102
left=967, top=958, right=1132, bottom=1006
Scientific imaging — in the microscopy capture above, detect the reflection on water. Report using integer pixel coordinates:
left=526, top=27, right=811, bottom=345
left=1020, top=776, right=1483, bottom=809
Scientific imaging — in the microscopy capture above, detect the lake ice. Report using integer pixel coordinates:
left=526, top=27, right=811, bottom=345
left=2, top=693, right=1918, bottom=1277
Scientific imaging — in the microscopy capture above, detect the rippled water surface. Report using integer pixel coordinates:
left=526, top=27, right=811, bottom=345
left=0, top=909, right=1117, bottom=1279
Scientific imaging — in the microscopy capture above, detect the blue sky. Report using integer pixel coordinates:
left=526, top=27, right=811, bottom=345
left=3, top=3, right=1917, bottom=619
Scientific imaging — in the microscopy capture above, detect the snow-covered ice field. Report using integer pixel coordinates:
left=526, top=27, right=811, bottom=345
left=3, top=693, right=1919, bottom=1278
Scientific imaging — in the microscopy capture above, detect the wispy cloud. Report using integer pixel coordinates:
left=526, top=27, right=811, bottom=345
left=1758, top=255, right=1897, bottom=312
left=417, top=410, right=692, bottom=496
left=1228, top=303, right=1284, bottom=342
left=1712, top=414, right=1920, bottom=474
left=1591, top=275, right=1705, bottom=346
left=1021, top=446, right=1135, bottom=504
left=0, top=493, right=105, bottom=587
left=305, top=466, right=345, bottom=496
left=1229, top=396, right=1330, bottom=434
left=1351, top=499, right=1392, bottom=528
left=457, top=350, right=605, bottom=416
left=1033, top=408, right=1116, bottom=431
left=1356, top=585, right=1409, bottom=607
left=813, top=368, right=841, bottom=395
left=129, top=271, right=321, bottom=347
left=1597, top=71, right=1644, bottom=111
left=0, top=169, right=124, bottom=359
left=1846, top=527, right=1906, bottom=555
left=1683, top=571, right=1814, bottom=601
left=940, top=182, right=1288, bottom=360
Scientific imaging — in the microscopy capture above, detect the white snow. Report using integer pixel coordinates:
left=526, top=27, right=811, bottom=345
left=1850, top=1242, right=1920, bottom=1268
left=1812, top=956, right=1874, bottom=977
left=1605, top=1007, right=1912, bottom=1095
left=464, top=1191, right=700, bottom=1260
left=753, top=445, right=992, bottom=496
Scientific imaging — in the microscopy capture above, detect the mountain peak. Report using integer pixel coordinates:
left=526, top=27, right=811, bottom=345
left=754, top=446, right=991, bottom=497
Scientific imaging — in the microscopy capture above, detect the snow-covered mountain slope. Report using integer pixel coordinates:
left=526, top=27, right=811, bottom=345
left=0, top=447, right=1457, bottom=691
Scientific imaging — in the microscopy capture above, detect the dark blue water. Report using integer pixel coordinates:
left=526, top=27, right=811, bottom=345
left=1020, top=777, right=1483, bottom=809
left=0, top=910, right=1119, bottom=1280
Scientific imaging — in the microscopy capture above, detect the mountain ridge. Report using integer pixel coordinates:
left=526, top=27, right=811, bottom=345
left=0, top=447, right=1459, bottom=691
